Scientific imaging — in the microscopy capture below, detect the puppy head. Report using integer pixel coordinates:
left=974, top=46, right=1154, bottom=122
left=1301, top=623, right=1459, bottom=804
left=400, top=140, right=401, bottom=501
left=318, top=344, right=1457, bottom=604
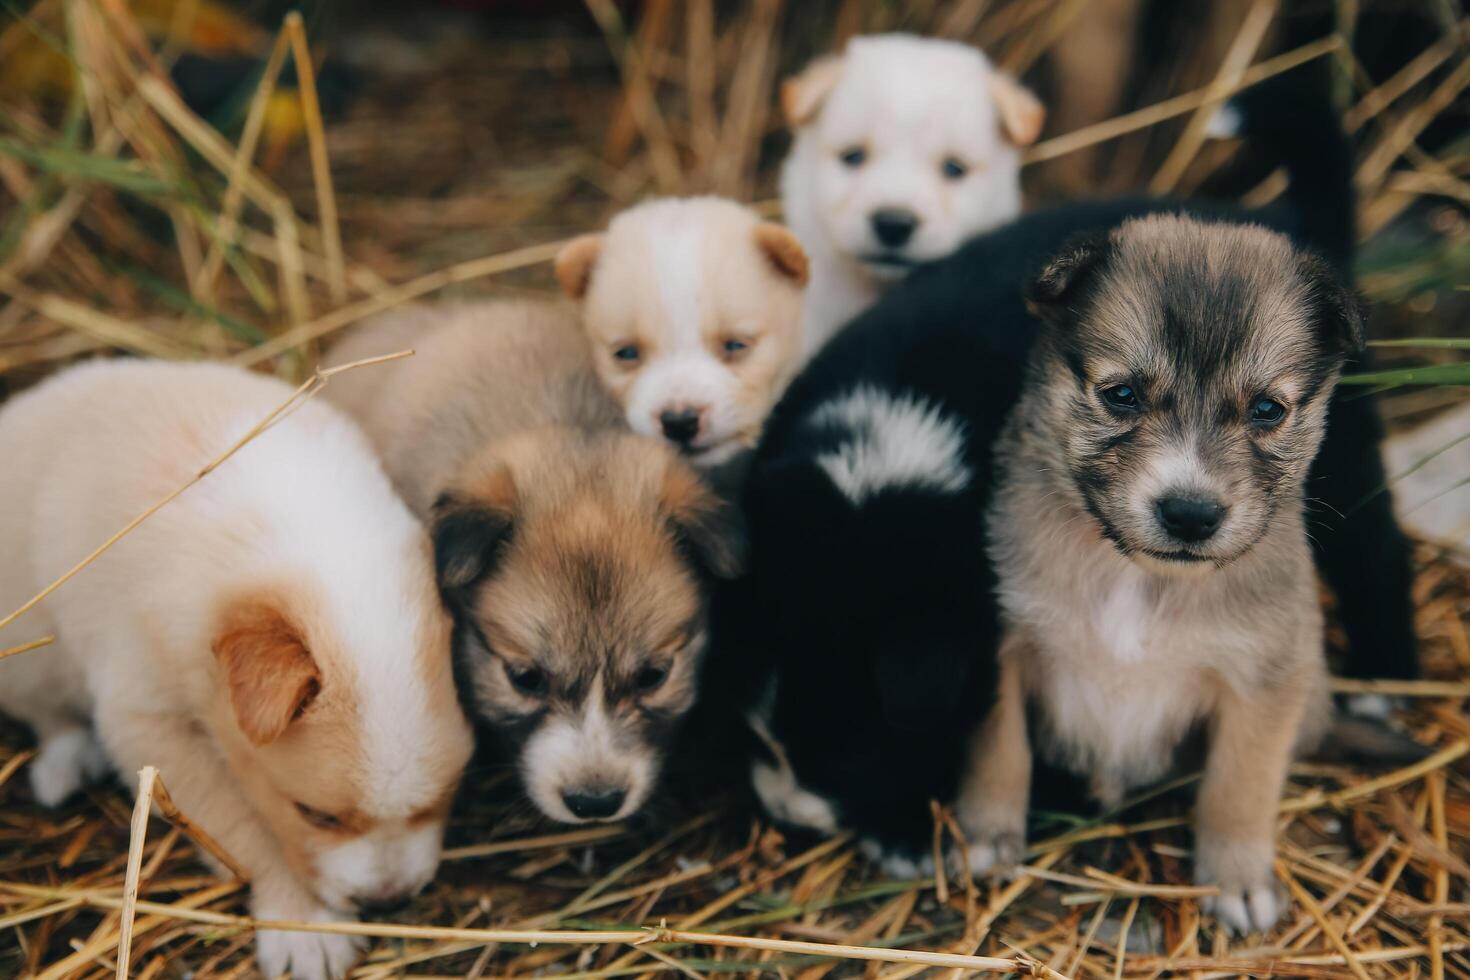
left=431, top=429, right=742, bottom=823
left=782, top=33, right=1042, bottom=281
left=555, top=197, right=809, bottom=467
left=1025, top=214, right=1363, bottom=572
left=210, top=569, right=472, bottom=914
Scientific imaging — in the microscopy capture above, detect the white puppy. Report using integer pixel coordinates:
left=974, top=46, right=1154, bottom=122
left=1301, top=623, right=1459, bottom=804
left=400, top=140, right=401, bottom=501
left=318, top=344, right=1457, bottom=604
left=0, top=360, right=473, bottom=980
left=555, top=196, right=809, bottom=467
left=779, top=33, right=1045, bottom=352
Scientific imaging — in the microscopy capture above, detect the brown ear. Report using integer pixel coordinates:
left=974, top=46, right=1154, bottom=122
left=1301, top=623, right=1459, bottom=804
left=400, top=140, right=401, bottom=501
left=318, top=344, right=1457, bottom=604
left=754, top=223, right=810, bottom=286
left=212, top=599, right=321, bottom=746
left=661, top=462, right=745, bottom=580
left=780, top=54, right=844, bottom=127
left=989, top=72, right=1045, bottom=147
left=554, top=234, right=604, bottom=301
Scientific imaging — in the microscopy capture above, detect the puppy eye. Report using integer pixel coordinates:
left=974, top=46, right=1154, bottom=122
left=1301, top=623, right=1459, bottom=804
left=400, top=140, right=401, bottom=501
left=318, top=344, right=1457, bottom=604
left=941, top=157, right=969, bottom=180
left=635, top=664, right=669, bottom=693
left=295, top=802, right=344, bottom=831
left=506, top=663, right=549, bottom=696
left=1100, top=384, right=1141, bottom=412
left=612, top=344, right=640, bottom=364
left=838, top=145, right=867, bottom=168
left=1250, top=397, right=1287, bottom=426
left=721, top=337, right=753, bottom=360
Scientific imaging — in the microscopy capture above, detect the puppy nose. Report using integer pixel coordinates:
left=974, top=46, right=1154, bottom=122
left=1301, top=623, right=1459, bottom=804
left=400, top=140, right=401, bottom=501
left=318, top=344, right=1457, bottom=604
left=659, top=408, right=702, bottom=446
left=562, top=785, right=626, bottom=820
left=354, top=891, right=413, bottom=916
left=1155, top=495, right=1227, bottom=543
left=870, top=208, right=919, bottom=247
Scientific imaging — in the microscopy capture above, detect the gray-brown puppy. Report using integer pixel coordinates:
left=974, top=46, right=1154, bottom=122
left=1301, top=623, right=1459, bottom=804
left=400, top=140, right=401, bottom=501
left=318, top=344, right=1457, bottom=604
left=327, top=302, right=741, bottom=826
left=958, top=215, right=1361, bottom=934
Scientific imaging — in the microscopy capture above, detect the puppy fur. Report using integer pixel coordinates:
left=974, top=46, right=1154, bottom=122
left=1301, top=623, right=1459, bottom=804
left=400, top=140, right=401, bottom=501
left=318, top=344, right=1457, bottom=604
left=327, top=301, right=742, bottom=825
left=0, top=360, right=472, bottom=980
left=554, top=197, right=809, bottom=467
left=779, top=33, right=1044, bottom=353
left=737, top=80, right=1415, bottom=882
left=965, top=216, right=1356, bottom=936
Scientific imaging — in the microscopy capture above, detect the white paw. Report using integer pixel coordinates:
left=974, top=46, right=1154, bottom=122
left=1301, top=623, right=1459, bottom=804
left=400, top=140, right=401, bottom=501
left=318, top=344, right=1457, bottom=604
left=255, top=907, right=365, bottom=980
left=29, top=730, right=109, bottom=807
left=1342, top=693, right=1396, bottom=721
left=954, top=830, right=1025, bottom=878
left=859, top=838, right=934, bottom=879
left=1196, top=838, right=1282, bottom=935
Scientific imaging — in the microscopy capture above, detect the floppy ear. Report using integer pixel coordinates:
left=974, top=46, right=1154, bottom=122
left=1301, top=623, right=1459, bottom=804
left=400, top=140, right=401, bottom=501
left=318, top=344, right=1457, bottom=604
left=1025, top=232, right=1112, bottom=326
left=432, top=467, right=517, bottom=595
left=661, top=461, right=745, bottom=580
left=554, top=234, right=604, bottom=301
left=753, top=223, right=810, bottom=286
left=1298, top=252, right=1366, bottom=356
left=989, top=72, right=1045, bottom=147
left=212, top=599, right=321, bottom=745
left=780, top=54, right=844, bottom=127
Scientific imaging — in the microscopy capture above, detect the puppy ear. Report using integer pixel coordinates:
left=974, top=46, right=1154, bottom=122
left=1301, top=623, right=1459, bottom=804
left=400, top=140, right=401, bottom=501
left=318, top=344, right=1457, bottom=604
left=1298, top=252, right=1366, bottom=355
left=554, top=234, right=604, bottom=301
left=989, top=72, right=1045, bottom=147
left=212, top=599, right=321, bottom=745
left=1025, top=232, right=1111, bottom=326
left=781, top=54, right=844, bottom=127
left=661, top=461, right=745, bottom=580
left=754, top=222, right=810, bottom=286
left=432, top=467, right=517, bottom=595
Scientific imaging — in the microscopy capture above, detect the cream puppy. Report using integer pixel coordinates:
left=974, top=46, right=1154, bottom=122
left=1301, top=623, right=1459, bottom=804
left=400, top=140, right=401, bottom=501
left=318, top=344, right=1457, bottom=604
left=555, top=197, right=809, bottom=467
left=780, top=34, right=1045, bottom=352
left=0, top=360, right=473, bottom=980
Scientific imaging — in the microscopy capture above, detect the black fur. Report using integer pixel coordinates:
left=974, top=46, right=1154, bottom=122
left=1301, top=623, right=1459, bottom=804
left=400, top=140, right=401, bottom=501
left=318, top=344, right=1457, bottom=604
left=729, top=75, right=1417, bottom=857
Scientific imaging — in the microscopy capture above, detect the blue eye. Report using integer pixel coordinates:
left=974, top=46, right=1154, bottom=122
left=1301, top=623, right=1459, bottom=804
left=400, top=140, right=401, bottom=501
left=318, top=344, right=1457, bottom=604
left=941, top=157, right=968, bottom=179
left=722, top=338, right=749, bottom=356
left=613, top=345, right=640, bottom=363
left=1250, top=397, right=1286, bottom=426
left=1101, top=384, right=1140, bottom=412
left=839, top=146, right=867, bottom=167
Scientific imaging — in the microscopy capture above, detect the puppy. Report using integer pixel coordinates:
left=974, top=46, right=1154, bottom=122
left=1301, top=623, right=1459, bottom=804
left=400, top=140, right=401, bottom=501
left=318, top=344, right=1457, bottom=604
left=737, top=80, right=1415, bottom=882
left=0, top=360, right=473, bottom=980
left=326, top=301, right=742, bottom=825
left=779, top=33, right=1045, bottom=352
left=963, top=215, right=1356, bottom=935
left=554, top=197, right=809, bottom=468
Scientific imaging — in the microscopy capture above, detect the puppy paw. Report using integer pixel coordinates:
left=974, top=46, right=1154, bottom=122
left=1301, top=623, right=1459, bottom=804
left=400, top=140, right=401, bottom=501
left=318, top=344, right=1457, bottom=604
left=1196, top=837, right=1282, bottom=935
left=953, top=829, right=1025, bottom=878
left=29, top=729, right=109, bottom=807
left=255, top=904, right=365, bottom=980
left=858, top=838, right=934, bottom=880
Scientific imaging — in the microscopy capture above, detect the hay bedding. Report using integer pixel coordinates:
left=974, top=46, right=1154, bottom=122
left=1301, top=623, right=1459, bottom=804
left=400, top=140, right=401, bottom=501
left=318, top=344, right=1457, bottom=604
left=2, top=0, right=1469, bottom=976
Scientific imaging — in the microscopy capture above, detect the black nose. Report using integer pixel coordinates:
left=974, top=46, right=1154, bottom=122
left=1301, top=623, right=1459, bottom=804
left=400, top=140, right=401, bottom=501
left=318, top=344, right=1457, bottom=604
left=354, top=893, right=412, bottom=916
left=659, top=409, right=702, bottom=446
left=562, top=786, right=626, bottom=820
left=870, top=208, right=919, bottom=247
left=1155, top=496, right=1227, bottom=543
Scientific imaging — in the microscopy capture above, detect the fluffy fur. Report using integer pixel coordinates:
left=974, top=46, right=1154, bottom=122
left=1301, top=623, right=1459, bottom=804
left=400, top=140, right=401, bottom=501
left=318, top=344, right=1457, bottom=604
left=326, top=301, right=743, bottom=825
left=965, top=215, right=1358, bottom=936
left=554, top=197, right=809, bottom=467
left=734, top=80, right=1415, bottom=880
left=0, top=360, right=472, bottom=980
left=779, top=33, right=1044, bottom=353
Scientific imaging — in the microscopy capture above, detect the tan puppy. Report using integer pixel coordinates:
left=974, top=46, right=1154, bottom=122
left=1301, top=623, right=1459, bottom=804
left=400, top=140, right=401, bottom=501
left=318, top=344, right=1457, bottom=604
left=554, top=197, right=809, bottom=467
left=327, top=301, right=742, bottom=824
left=0, top=360, right=473, bottom=980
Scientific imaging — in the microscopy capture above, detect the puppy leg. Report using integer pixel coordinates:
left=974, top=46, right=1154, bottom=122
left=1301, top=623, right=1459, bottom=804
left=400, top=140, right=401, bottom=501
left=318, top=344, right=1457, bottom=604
left=1194, top=679, right=1306, bottom=935
left=29, top=724, right=111, bottom=807
left=953, top=638, right=1031, bottom=876
left=95, top=703, right=365, bottom=980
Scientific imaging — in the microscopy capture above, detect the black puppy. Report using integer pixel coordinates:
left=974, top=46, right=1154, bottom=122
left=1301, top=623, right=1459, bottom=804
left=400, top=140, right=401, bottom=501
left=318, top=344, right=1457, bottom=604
left=734, top=78, right=1415, bottom=868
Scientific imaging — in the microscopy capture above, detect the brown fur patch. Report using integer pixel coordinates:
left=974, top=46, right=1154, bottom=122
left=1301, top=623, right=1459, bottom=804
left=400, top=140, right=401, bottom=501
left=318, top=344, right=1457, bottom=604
left=555, top=234, right=604, bottom=301
left=211, top=595, right=321, bottom=745
left=989, top=72, right=1046, bottom=146
left=754, top=223, right=810, bottom=285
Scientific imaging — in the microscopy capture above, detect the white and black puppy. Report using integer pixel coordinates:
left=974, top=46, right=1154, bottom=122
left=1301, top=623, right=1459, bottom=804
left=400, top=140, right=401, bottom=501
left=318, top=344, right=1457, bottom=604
left=737, top=79, right=1416, bottom=879
left=779, top=33, right=1044, bottom=353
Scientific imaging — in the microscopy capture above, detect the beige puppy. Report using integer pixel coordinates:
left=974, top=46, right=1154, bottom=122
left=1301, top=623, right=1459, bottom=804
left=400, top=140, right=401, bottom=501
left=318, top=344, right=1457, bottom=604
left=0, top=360, right=473, bottom=980
left=327, top=301, right=742, bottom=825
left=554, top=197, right=809, bottom=467
left=780, top=34, right=1044, bottom=352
